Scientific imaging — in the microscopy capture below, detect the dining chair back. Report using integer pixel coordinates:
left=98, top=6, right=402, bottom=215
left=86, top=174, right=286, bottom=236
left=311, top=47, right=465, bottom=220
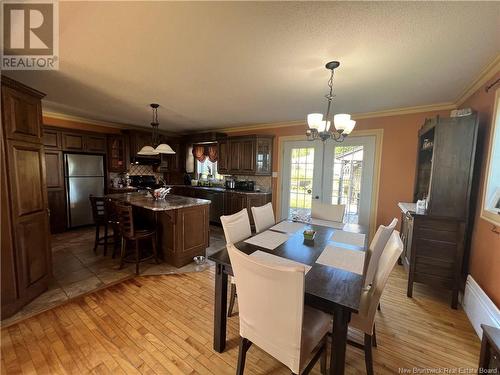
left=311, top=201, right=345, bottom=222
left=348, top=231, right=403, bottom=375
left=220, top=208, right=252, bottom=244
left=364, top=218, right=398, bottom=288
left=251, top=202, right=275, bottom=233
left=227, top=244, right=329, bottom=374
left=89, top=195, right=106, bottom=224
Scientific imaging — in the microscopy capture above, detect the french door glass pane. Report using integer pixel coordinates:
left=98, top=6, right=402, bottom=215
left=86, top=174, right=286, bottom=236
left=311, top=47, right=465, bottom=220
left=289, top=147, right=314, bottom=218
left=332, top=145, right=364, bottom=224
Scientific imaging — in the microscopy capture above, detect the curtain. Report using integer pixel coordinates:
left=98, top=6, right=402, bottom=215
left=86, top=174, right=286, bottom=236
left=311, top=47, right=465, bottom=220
left=207, top=145, right=218, bottom=162
left=192, top=145, right=206, bottom=162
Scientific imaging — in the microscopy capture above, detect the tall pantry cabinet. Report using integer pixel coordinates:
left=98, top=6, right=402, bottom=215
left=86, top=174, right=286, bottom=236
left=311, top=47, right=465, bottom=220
left=1, top=76, right=52, bottom=319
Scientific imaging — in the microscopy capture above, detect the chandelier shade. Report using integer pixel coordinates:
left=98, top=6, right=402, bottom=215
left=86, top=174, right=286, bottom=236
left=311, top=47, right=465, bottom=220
left=155, top=143, right=176, bottom=154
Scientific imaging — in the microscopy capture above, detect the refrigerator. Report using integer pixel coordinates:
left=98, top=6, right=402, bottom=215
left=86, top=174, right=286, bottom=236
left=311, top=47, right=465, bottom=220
left=65, top=154, right=105, bottom=228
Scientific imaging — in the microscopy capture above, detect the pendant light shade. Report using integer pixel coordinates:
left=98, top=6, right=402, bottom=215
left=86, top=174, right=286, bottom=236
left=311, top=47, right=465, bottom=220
left=137, top=145, right=159, bottom=156
left=155, top=143, right=176, bottom=154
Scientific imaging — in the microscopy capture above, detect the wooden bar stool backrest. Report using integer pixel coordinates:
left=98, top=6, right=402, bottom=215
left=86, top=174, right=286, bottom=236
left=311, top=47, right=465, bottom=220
left=89, top=195, right=106, bottom=224
left=104, top=198, right=118, bottom=224
left=115, top=203, right=135, bottom=239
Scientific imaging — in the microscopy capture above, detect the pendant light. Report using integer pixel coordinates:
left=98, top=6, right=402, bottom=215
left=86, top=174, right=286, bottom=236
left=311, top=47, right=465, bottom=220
left=306, top=61, right=355, bottom=142
left=137, top=104, right=176, bottom=155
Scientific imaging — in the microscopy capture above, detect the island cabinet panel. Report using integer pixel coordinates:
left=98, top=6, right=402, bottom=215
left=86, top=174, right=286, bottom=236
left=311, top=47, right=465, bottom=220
left=1, top=76, right=51, bottom=319
left=159, top=205, right=209, bottom=268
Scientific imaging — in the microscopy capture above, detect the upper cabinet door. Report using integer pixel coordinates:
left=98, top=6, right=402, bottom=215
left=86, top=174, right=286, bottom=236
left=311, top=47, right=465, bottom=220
left=238, top=139, right=256, bottom=173
left=85, top=135, right=106, bottom=153
left=256, top=137, right=273, bottom=175
left=218, top=139, right=229, bottom=174
left=42, top=129, right=62, bottom=149
left=107, top=135, right=127, bottom=173
left=62, top=132, right=85, bottom=151
left=428, top=115, right=478, bottom=218
left=2, top=86, right=43, bottom=143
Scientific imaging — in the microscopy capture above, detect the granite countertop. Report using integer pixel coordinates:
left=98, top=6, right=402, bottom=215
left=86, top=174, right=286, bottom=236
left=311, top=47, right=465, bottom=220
left=169, top=185, right=272, bottom=195
left=107, top=192, right=211, bottom=211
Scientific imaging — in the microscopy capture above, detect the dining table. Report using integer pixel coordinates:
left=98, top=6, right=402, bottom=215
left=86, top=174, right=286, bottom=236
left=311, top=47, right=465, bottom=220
left=208, top=220, right=369, bottom=375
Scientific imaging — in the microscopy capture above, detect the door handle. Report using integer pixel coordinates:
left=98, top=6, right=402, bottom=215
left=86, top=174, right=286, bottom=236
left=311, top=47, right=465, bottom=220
left=314, top=196, right=319, bottom=199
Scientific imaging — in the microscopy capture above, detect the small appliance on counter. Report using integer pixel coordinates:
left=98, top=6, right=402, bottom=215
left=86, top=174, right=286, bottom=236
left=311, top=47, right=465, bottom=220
left=235, top=180, right=255, bottom=191
left=129, top=175, right=158, bottom=190
left=225, top=178, right=236, bottom=189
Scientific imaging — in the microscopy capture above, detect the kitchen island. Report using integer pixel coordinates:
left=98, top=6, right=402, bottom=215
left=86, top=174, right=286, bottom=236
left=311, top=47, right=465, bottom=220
left=107, top=192, right=210, bottom=267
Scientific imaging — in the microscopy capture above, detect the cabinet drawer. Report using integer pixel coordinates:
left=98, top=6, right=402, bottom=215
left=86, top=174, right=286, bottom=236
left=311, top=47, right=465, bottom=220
left=414, top=227, right=457, bottom=243
left=413, top=272, right=454, bottom=288
left=414, top=238, right=457, bottom=261
left=415, top=256, right=455, bottom=278
left=416, top=218, right=458, bottom=232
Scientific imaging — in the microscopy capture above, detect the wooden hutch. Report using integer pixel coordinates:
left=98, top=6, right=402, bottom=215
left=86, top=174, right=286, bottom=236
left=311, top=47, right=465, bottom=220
left=399, top=114, right=479, bottom=308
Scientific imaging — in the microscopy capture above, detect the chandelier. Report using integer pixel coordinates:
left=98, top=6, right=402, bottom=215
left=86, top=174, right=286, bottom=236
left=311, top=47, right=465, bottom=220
left=306, top=61, right=355, bottom=142
left=137, top=103, right=176, bottom=155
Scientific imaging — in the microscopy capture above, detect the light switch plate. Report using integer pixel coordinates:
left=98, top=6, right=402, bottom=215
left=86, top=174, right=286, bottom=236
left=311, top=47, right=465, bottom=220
left=272, top=172, right=278, bottom=178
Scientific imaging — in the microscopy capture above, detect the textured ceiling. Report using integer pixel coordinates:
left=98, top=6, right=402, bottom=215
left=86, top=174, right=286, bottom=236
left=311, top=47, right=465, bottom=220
left=4, top=1, right=500, bottom=131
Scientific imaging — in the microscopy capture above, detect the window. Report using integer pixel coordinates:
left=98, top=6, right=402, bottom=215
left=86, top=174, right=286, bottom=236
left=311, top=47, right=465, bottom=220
left=196, top=159, right=221, bottom=179
left=482, top=88, right=500, bottom=225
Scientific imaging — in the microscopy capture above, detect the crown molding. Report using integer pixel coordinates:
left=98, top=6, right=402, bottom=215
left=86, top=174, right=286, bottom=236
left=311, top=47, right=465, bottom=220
left=43, top=111, right=134, bottom=129
left=456, top=54, right=500, bottom=106
left=207, top=102, right=456, bottom=133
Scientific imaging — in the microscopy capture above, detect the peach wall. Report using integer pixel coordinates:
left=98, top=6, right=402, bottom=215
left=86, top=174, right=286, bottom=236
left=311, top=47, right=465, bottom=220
left=226, top=109, right=449, bottom=230
left=462, top=72, right=500, bottom=307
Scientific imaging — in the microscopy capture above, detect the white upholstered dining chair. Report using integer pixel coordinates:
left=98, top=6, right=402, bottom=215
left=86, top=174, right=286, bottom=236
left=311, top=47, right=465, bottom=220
left=220, top=208, right=252, bottom=317
left=363, top=218, right=398, bottom=288
left=349, top=231, right=403, bottom=375
left=311, top=201, right=345, bottom=223
left=251, top=202, right=275, bottom=233
left=227, top=244, right=330, bottom=375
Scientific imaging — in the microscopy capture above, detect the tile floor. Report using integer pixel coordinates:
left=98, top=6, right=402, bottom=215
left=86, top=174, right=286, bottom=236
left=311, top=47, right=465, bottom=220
left=1, top=225, right=227, bottom=327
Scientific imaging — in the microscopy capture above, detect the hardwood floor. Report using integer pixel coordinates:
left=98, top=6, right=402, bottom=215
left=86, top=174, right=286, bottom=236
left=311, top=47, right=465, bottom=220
left=1, top=265, right=480, bottom=374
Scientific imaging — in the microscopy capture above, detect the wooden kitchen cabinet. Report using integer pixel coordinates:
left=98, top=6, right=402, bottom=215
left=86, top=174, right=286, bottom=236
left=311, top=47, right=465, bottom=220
left=42, top=128, right=62, bottom=149
left=85, top=134, right=106, bottom=152
left=61, top=131, right=106, bottom=153
left=218, top=139, right=229, bottom=174
left=1, top=76, right=52, bottom=319
left=218, top=135, right=273, bottom=176
left=107, top=134, right=128, bottom=172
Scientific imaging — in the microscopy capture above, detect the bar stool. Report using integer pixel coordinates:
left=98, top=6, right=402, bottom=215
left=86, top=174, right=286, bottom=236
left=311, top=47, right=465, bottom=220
left=89, top=195, right=114, bottom=256
left=104, top=198, right=121, bottom=258
left=114, top=203, right=158, bottom=275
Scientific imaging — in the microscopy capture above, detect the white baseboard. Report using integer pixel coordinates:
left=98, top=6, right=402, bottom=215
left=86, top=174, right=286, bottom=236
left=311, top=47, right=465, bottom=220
left=463, top=274, right=500, bottom=338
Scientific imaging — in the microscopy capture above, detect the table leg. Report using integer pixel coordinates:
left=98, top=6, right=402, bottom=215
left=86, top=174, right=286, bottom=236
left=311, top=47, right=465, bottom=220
left=213, top=263, right=228, bottom=352
left=330, top=306, right=351, bottom=375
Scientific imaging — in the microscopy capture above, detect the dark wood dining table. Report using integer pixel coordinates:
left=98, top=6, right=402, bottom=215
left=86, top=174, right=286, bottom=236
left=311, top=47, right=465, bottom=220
left=208, top=221, right=368, bottom=375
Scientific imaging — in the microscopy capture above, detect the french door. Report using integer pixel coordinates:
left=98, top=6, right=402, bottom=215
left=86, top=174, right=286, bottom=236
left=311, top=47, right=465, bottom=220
left=281, top=136, right=376, bottom=228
